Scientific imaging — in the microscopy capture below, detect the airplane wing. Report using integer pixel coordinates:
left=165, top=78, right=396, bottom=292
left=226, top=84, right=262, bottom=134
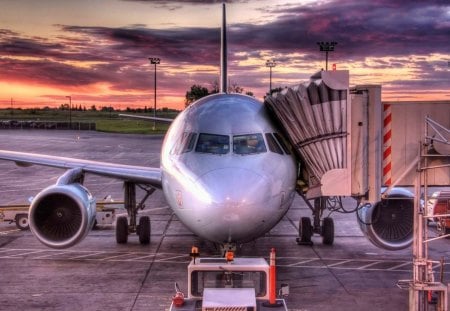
left=0, top=150, right=162, bottom=188
left=119, top=113, right=174, bottom=123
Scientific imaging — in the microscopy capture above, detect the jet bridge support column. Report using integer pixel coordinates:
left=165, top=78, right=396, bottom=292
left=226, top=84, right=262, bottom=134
left=350, top=84, right=382, bottom=204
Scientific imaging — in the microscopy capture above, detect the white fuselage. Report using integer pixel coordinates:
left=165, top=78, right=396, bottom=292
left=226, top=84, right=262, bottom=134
left=160, top=93, right=297, bottom=244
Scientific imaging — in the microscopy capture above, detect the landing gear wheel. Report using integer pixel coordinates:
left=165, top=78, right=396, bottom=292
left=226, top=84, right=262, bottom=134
left=92, top=220, right=99, bottom=230
left=322, top=217, right=334, bottom=245
left=138, top=216, right=151, bottom=245
left=297, top=217, right=313, bottom=245
left=15, top=214, right=29, bottom=230
left=116, top=216, right=128, bottom=244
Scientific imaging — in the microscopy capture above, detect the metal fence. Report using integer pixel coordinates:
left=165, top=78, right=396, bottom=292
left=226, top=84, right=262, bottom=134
left=0, top=120, right=96, bottom=131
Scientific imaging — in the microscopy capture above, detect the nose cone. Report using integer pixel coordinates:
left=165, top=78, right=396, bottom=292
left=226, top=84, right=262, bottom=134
left=198, top=168, right=270, bottom=204
left=194, top=168, right=274, bottom=243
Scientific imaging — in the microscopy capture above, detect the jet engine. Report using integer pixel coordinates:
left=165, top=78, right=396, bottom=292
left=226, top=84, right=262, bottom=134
left=357, top=188, right=414, bottom=250
left=29, top=182, right=96, bottom=249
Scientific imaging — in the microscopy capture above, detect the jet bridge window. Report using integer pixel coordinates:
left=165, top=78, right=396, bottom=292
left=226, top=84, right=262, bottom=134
left=195, top=133, right=229, bottom=154
left=233, top=134, right=267, bottom=155
left=190, top=270, right=266, bottom=297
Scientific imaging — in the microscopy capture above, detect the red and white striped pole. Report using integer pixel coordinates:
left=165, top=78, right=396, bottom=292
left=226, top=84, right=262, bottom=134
left=383, top=104, right=392, bottom=186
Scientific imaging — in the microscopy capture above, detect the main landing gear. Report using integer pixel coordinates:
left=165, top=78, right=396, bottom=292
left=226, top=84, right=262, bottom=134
left=115, top=181, right=155, bottom=245
left=296, top=196, right=335, bottom=246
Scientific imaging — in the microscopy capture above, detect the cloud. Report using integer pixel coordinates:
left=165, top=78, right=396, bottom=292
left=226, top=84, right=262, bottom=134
left=61, top=25, right=220, bottom=65
left=230, top=0, right=450, bottom=60
left=122, top=0, right=246, bottom=4
left=0, top=0, right=448, bottom=107
left=0, top=57, right=105, bottom=87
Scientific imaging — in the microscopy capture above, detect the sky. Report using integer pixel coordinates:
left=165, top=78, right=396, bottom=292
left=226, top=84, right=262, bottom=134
left=0, top=0, right=449, bottom=110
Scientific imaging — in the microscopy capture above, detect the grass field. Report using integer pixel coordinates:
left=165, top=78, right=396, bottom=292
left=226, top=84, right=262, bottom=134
left=0, top=109, right=179, bottom=134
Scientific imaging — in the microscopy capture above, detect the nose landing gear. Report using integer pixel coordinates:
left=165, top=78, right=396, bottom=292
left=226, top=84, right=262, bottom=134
left=296, top=196, right=335, bottom=246
left=116, top=181, right=155, bottom=245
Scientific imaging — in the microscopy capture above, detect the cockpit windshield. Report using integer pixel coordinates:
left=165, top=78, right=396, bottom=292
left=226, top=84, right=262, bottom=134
left=233, top=134, right=267, bottom=155
left=194, top=133, right=268, bottom=155
left=195, top=133, right=230, bottom=154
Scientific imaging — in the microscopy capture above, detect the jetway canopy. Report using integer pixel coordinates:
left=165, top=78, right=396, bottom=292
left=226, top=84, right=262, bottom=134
left=265, top=71, right=353, bottom=199
left=265, top=70, right=449, bottom=203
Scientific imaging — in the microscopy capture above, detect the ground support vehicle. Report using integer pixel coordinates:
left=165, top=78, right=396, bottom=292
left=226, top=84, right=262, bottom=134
left=169, top=249, right=288, bottom=311
left=0, top=205, right=30, bottom=230
left=429, top=191, right=450, bottom=236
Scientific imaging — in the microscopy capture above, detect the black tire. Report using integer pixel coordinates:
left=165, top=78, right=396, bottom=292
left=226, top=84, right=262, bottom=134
left=116, top=216, right=128, bottom=244
left=299, top=217, right=312, bottom=243
left=138, top=216, right=151, bottom=245
left=322, top=217, right=334, bottom=245
left=15, top=214, right=29, bottom=230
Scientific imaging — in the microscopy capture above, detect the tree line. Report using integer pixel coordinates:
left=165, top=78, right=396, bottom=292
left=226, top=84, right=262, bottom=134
left=184, top=80, right=254, bottom=107
left=184, top=81, right=286, bottom=107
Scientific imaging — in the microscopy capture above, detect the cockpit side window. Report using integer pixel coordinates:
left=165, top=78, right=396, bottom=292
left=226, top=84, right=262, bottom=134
left=265, top=133, right=283, bottom=155
left=195, top=133, right=230, bottom=154
left=233, top=134, right=267, bottom=155
left=171, top=132, right=197, bottom=155
left=273, top=133, right=292, bottom=155
left=183, top=132, right=197, bottom=153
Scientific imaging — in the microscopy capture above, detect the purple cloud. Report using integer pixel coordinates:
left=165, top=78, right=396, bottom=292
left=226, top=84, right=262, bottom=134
left=0, top=0, right=448, bottom=105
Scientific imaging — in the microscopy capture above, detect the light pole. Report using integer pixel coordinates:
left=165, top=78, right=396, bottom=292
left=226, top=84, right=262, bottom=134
left=266, top=59, right=276, bottom=95
left=65, top=96, right=72, bottom=129
left=149, top=57, right=160, bottom=131
left=317, top=41, right=337, bottom=71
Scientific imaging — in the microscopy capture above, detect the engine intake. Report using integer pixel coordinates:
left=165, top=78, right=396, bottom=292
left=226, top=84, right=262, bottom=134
left=29, top=183, right=96, bottom=249
left=357, top=188, right=414, bottom=250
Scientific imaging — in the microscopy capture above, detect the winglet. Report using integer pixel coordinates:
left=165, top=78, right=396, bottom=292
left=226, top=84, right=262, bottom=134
left=220, top=2, right=227, bottom=93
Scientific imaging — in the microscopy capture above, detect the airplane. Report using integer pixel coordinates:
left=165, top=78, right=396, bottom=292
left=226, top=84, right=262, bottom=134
left=0, top=4, right=413, bottom=253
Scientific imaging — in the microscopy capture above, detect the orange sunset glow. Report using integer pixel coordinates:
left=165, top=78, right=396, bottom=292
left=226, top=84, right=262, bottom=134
left=0, top=0, right=449, bottom=110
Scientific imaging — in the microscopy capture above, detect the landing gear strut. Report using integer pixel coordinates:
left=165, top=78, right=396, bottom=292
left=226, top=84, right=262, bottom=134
left=296, top=196, right=335, bottom=246
left=115, top=181, right=155, bottom=245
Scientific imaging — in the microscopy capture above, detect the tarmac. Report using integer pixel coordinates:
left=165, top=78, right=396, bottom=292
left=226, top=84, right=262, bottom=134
left=0, top=130, right=448, bottom=311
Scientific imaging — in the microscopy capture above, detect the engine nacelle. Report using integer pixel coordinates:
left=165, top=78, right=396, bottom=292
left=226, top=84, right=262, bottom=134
left=29, top=183, right=96, bottom=249
left=357, top=188, right=414, bottom=250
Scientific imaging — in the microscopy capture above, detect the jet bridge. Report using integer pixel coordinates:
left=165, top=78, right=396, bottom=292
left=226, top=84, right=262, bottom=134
left=264, top=70, right=450, bottom=250
left=265, top=70, right=382, bottom=204
left=266, top=71, right=449, bottom=203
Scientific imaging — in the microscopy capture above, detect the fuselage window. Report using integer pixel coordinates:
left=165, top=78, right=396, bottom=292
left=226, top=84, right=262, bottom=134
left=233, top=134, right=267, bottom=155
left=265, top=133, right=283, bottom=155
left=195, top=133, right=230, bottom=154
left=273, top=133, right=292, bottom=155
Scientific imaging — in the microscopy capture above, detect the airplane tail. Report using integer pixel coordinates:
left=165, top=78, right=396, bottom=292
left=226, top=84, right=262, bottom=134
left=220, top=3, right=227, bottom=93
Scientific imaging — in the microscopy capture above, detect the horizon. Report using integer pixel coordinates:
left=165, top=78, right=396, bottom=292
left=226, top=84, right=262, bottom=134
left=1, top=0, right=449, bottom=110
